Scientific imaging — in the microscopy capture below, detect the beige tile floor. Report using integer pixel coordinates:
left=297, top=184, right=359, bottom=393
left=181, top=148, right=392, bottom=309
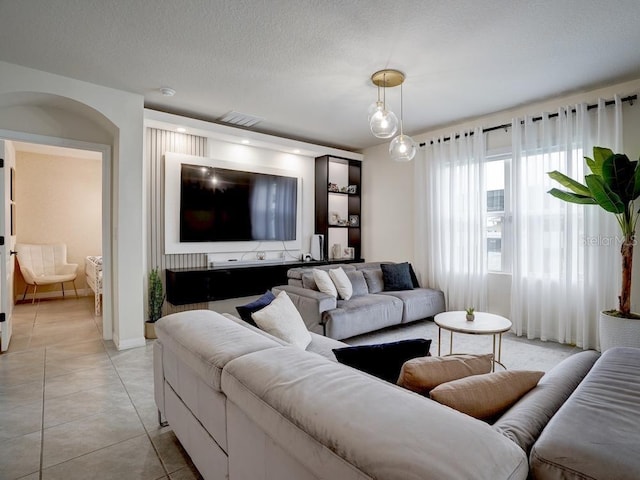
left=1, top=296, right=580, bottom=480
left=0, top=296, right=202, bottom=480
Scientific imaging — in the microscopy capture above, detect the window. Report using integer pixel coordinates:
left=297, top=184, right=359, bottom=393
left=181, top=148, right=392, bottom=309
left=485, top=154, right=510, bottom=273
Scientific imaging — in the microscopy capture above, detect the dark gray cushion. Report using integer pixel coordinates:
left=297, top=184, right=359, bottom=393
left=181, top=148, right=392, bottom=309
left=301, top=272, right=319, bottom=291
left=346, top=270, right=369, bottom=296
left=333, top=338, right=432, bottom=383
left=381, top=263, right=414, bottom=291
left=362, top=269, right=384, bottom=294
left=236, top=290, right=276, bottom=325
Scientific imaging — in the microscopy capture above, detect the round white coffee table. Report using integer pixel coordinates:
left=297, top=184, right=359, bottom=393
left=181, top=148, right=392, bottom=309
left=434, top=311, right=512, bottom=371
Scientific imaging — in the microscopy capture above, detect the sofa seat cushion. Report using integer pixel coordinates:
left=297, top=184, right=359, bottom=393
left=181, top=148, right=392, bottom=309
left=155, top=310, right=280, bottom=391
left=325, top=294, right=403, bottom=340
left=530, top=347, right=640, bottom=479
left=221, top=347, right=528, bottom=480
left=379, top=288, right=446, bottom=323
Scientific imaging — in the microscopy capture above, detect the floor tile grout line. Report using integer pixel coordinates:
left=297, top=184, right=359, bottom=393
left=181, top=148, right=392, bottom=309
left=103, top=337, right=172, bottom=478
left=37, top=432, right=152, bottom=473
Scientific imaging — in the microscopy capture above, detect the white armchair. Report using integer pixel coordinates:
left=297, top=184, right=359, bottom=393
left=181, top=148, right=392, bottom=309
left=16, top=243, right=79, bottom=303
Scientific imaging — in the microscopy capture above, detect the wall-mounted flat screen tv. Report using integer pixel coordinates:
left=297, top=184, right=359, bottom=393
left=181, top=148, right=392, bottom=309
left=180, top=164, right=298, bottom=242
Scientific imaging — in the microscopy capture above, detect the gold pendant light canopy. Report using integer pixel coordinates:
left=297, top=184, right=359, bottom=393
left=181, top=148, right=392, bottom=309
left=371, top=69, right=405, bottom=88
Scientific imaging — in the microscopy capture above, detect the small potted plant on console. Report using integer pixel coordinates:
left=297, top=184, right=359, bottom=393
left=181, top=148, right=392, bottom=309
left=465, top=307, right=475, bottom=321
left=146, top=267, right=165, bottom=339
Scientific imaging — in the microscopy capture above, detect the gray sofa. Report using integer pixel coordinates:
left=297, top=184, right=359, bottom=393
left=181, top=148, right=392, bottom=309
left=153, top=309, right=640, bottom=480
left=273, top=262, right=446, bottom=340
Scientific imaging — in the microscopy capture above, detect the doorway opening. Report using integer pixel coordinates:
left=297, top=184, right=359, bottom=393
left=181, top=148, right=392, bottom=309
left=0, top=133, right=112, bottom=353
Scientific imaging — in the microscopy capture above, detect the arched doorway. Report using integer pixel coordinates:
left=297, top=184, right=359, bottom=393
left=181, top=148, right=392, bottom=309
left=0, top=93, right=113, bottom=346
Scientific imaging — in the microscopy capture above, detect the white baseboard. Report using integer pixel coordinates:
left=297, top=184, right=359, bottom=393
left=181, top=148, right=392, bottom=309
left=113, top=334, right=147, bottom=351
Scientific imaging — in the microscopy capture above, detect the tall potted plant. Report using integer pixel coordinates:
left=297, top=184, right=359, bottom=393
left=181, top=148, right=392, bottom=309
left=548, top=146, right=640, bottom=350
left=146, top=267, right=165, bottom=339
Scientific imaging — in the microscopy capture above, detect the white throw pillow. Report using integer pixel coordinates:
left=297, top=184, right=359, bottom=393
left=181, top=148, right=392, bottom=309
left=251, top=291, right=312, bottom=349
left=329, top=267, right=353, bottom=300
left=312, top=269, right=338, bottom=297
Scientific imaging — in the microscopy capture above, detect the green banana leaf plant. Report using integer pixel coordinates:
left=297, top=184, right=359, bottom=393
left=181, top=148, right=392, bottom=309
left=547, top=146, right=640, bottom=318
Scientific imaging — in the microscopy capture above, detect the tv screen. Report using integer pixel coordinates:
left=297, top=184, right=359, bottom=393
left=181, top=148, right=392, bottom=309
left=180, top=164, right=297, bottom=242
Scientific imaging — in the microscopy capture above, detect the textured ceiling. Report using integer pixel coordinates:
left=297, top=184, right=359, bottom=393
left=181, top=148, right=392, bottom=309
left=1, top=0, right=640, bottom=151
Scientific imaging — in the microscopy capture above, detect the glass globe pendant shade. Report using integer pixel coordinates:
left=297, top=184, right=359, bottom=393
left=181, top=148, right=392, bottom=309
left=389, top=134, right=417, bottom=162
left=369, top=107, right=398, bottom=139
left=367, top=101, right=383, bottom=122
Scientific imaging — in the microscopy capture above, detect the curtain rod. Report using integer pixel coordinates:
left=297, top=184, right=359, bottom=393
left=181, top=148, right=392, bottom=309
left=418, top=94, right=637, bottom=147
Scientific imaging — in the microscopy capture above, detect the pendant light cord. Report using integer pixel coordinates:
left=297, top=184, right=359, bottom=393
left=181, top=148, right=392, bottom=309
left=399, top=83, right=404, bottom=135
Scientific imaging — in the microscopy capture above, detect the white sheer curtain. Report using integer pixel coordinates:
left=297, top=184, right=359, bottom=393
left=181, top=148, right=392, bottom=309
left=510, top=98, right=622, bottom=349
left=414, top=128, right=488, bottom=311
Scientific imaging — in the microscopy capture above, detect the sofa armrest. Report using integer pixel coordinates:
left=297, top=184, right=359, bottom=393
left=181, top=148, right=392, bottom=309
left=272, top=285, right=337, bottom=334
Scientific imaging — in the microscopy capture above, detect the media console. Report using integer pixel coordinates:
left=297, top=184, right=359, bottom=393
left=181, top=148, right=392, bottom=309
left=166, top=259, right=364, bottom=305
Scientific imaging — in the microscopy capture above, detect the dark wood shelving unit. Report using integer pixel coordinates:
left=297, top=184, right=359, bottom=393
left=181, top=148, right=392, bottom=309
left=315, top=155, right=362, bottom=261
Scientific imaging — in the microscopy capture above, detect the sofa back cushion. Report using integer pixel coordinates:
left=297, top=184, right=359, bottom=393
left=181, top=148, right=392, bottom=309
left=346, top=270, right=369, bottom=296
left=301, top=272, right=318, bottom=290
left=362, top=268, right=384, bottom=293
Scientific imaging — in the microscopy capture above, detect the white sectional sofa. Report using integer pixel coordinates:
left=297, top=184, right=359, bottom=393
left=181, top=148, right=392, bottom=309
left=154, top=309, right=640, bottom=480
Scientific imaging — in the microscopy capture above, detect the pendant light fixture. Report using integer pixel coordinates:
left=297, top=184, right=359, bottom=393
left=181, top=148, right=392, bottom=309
left=389, top=81, right=417, bottom=162
left=368, top=70, right=401, bottom=139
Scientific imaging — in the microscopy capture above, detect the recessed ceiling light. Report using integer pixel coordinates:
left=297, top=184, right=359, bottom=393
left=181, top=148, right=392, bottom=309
left=241, top=139, right=250, bottom=145
left=160, top=87, right=176, bottom=97
left=176, top=127, right=186, bottom=133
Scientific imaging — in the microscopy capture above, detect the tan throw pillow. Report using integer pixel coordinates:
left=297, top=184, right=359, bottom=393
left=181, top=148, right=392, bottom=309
left=312, top=269, right=338, bottom=297
left=251, top=291, right=312, bottom=349
left=329, top=267, right=353, bottom=300
left=398, top=353, right=493, bottom=394
left=429, top=370, right=545, bottom=420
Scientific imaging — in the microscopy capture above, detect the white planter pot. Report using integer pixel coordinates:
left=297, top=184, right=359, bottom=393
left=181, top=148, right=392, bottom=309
left=599, top=311, right=640, bottom=352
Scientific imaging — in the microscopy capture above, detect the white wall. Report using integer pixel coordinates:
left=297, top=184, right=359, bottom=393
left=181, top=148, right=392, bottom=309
left=0, top=61, right=145, bottom=350
left=361, top=142, right=415, bottom=263
left=362, top=77, right=640, bottom=315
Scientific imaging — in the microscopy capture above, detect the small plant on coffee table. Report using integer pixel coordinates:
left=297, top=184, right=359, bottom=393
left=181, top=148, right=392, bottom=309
left=465, top=307, right=475, bottom=321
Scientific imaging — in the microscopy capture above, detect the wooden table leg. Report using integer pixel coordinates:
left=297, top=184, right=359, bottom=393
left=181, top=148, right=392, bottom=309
left=438, top=327, right=442, bottom=356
